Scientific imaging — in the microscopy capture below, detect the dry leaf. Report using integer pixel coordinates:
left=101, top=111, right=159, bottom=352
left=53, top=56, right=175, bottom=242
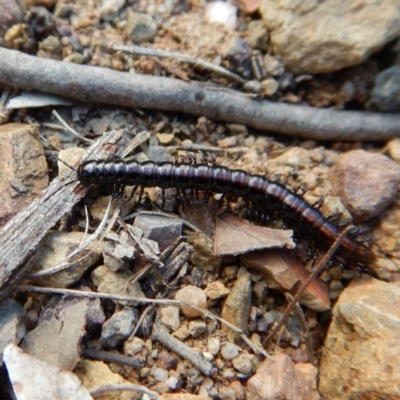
left=214, top=213, right=295, bottom=256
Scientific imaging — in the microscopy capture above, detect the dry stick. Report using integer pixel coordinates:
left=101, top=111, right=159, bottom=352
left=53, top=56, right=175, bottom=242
left=17, top=285, right=271, bottom=359
left=0, top=130, right=123, bottom=304
left=265, top=226, right=355, bottom=345
left=112, top=44, right=247, bottom=85
left=27, top=199, right=119, bottom=279
left=90, top=384, right=159, bottom=399
left=52, top=110, right=93, bottom=144
left=284, top=293, right=315, bottom=364
left=0, top=48, right=399, bottom=141
left=151, top=323, right=214, bottom=376
left=82, top=348, right=144, bottom=369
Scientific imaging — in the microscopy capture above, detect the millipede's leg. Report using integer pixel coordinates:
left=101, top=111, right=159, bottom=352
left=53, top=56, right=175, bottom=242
left=326, top=209, right=339, bottom=220
left=127, top=185, right=138, bottom=201
left=111, top=183, right=125, bottom=199
left=294, top=183, right=307, bottom=196
left=122, top=185, right=139, bottom=206
left=271, top=173, right=281, bottom=183
left=311, top=197, right=324, bottom=209
left=348, top=225, right=359, bottom=237
left=137, top=186, right=145, bottom=204
left=186, top=151, right=197, bottom=165
left=161, top=188, right=165, bottom=210
left=201, top=190, right=211, bottom=206
left=177, top=189, right=190, bottom=208
left=214, top=193, right=227, bottom=211
left=199, top=150, right=207, bottom=163
left=307, top=240, right=318, bottom=268
left=209, top=153, right=216, bottom=166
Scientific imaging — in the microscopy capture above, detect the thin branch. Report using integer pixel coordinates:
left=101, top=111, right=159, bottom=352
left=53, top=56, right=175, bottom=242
left=17, top=285, right=271, bottom=359
left=265, top=226, right=355, bottom=344
left=52, top=110, right=93, bottom=144
left=27, top=199, right=118, bottom=279
left=113, top=44, right=247, bottom=85
left=82, top=348, right=144, bottom=369
left=151, top=322, right=214, bottom=376
left=0, top=48, right=399, bottom=141
left=284, top=293, right=315, bottom=365
left=90, top=383, right=159, bottom=399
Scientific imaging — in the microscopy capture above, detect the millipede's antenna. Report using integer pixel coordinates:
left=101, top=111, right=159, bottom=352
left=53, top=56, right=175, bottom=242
left=57, top=158, right=76, bottom=172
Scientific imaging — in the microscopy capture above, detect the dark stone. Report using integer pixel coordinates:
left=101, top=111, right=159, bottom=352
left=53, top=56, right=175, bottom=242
left=371, top=65, right=400, bottom=111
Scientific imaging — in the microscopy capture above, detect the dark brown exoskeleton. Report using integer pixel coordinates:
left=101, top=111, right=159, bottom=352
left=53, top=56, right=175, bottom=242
left=77, top=159, right=373, bottom=266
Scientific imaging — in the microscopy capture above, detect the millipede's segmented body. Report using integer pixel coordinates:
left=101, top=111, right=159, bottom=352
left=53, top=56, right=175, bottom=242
left=77, top=159, right=373, bottom=265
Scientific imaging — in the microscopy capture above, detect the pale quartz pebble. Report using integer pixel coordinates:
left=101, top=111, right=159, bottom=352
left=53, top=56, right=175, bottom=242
left=205, top=1, right=237, bottom=29
left=153, top=367, right=168, bottom=382
left=166, top=376, right=178, bottom=389
left=221, top=343, right=239, bottom=360
left=207, top=337, right=221, bottom=355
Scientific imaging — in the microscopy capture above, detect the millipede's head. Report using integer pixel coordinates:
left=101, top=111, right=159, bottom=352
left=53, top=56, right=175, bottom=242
left=77, top=160, right=97, bottom=186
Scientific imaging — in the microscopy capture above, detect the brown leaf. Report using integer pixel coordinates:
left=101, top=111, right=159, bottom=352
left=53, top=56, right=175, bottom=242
left=214, top=213, right=294, bottom=256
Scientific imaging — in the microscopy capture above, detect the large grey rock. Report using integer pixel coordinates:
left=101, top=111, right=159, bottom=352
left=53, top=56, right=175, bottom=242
left=260, top=0, right=400, bottom=74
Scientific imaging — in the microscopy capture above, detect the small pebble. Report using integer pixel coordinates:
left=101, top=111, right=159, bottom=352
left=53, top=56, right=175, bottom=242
left=202, top=377, right=214, bottom=390
left=153, top=367, right=168, bottom=382
left=232, top=353, right=254, bottom=374
left=160, top=305, right=181, bottom=331
left=124, top=336, right=146, bottom=356
left=205, top=1, right=237, bottom=29
left=387, top=139, right=400, bottom=163
left=222, top=367, right=236, bottom=380
left=226, top=38, right=253, bottom=79
left=126, top=11, right=158, bottom=44
left=243, top=80, right=263, bottom=94
left=207, top=337, right=221, bottom=355
left=159, top=351, right=178, bottom=370
left=264, top=54, right=285, bottom=77
left=0, top=0, right=23, bottom=37
left=165, top=376, right=178, bottom=389
left=188, top=320, right=207, bottom=337
left=205, top=281, right=230, bottom=300
left=246, top=20, right=269, bottom=51
left=100, top=308, right=137, bottom=348
left=221, top=343, right=239, bottom=360
left=262, top=78, right=279, bottom=97
left=371, top=65, right=400, bottom=111
left=175, top=285, right=208, bottom=318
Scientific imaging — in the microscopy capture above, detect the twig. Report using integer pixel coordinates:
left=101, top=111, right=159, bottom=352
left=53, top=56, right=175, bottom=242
left=27, top=199, right=119, bottom=279
left=90, top=383, right=159, bottom=399
left=0, top=48, right=399, bottom=141
left=52, top=110, right=93, bottom=144
left=17, top=285, right=271, bottom=359
left=82, top=348, right=144, bottom=369
left=113, top=44, right=247, bottom=85
left=151, top=322, right=214, bottom=376
left=265, top=226, right=355, bottom=344
left=284, top=293, right=315, bottom=364
left=0, top=130, right=123, bottom=304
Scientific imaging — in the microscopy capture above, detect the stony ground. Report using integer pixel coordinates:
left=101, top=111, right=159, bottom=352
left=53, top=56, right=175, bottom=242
left=0, top=0, right=400, bottom=399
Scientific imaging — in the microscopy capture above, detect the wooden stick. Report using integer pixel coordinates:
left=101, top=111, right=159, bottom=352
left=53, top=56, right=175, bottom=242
left=0, top=48, right=399, bottom=141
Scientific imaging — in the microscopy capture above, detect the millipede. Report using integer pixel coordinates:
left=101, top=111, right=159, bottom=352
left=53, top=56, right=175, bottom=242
left=77, top=158, right=373, bottom=267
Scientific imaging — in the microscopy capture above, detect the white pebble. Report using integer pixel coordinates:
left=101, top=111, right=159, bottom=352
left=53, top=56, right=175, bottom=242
left=205, top=1, right=237, bottom=29
left=166, top=376, right=178, bottom=389
left=207, top=337, right=221, bottom=355
left=221, top=343, right=239, bottom=360
left=153, top=367, right=168, bottom=382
